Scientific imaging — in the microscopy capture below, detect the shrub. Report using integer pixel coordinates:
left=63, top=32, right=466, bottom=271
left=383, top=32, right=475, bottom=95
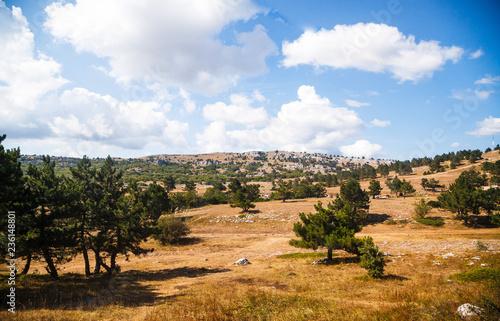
left=153, top=215, right=190, bottom=245
left=415, top=217, right=444, bottom=227
left=413, top=198, right=431, bottom=218
left=451, top=268, right=500, bottom=283
left=476, top=241, right=489, bottom=251
left=359, top=237, right=385, bottom=278
left=491, top=214, right=500, bottom=225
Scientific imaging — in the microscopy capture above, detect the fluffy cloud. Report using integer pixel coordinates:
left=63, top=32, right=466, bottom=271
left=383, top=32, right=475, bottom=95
left=370, top=119, right=391, bottom=127
left=282, top=23, right=463, bottom=82
left=340, top=140, right=384, bottom=158
left=451, top=142, right=460, bottom=148
left=475, top=75, right=500, bottom=85
left=198, top=85, right=366, bottom=153
left=469, top=49, right=484, bottom=59
left=203, top=91, right=269, bottom=128
left=0, top=2, right=68, bottom=137
left=44, top=0, right=276, bottom=94
left=345, top=99, right=370, bottom=107
left=47, top=88, right=189, bottom=152
left=474, top=90, right=494, bottom=100
left=466, top=116, right=500, bottom=136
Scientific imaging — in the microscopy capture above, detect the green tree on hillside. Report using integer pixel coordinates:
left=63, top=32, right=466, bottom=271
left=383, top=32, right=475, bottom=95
left=331, top=179, right=370, bottom=221
left=386, top=176, right=402, bottom=195
left=273, top=178, right=293, bottom=202
left=69, top=156, right=100, bottom=277
left=368, top=180, right=382, bottom=199
left=290, top=202, right=364, bottom=260
left=229, top=178, right=260, bottom=212
left=25, top=156, right=76, bottom=278
left=399, top=179, right=416, bottom=199
left=438, top=173, right=481, bottom=225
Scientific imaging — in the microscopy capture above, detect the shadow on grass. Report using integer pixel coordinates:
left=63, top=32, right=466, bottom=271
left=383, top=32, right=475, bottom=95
left=0, top=266, right=231, bottom=310
left=364, top=213, right=391, bottom=225
left=467, top=215, right=499, bottom=229
left=379, top=274, right=410, bottom=281
left=176, top=236, right=202, bottom=246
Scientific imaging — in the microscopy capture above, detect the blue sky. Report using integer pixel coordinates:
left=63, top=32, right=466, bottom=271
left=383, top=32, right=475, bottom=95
left=1, top=0, right=499, bottom=160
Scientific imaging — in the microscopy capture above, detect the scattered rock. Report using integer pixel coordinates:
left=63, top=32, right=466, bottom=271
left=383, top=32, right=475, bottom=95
left=234, top=258, right=251, bottom=265
left=442, top=253, right=455, bottom=259
left=457, top=303, right=484, bottom=319
left=312, top=258, right=330, bottom=265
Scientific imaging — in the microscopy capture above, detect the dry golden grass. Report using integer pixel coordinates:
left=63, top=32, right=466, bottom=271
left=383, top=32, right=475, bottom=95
left=2, top=152, right=500, bottom=320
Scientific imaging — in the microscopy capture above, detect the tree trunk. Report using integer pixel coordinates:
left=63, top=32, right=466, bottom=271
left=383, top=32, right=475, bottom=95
left=43, top=249, right=58, bottom=279
left=327, top=248, right=333, bottom=261
left=20, top=253, right=32, bottom=275
left=93, top=248, right=102, bottom=274
left=82, top=246, right=91, bottom=277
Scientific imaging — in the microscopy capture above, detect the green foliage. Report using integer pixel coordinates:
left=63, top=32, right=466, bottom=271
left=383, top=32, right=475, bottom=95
left=203, top=187, right=228, bottom=205
left=368, top=179, right=382, bottom=199
left=399, top=179, right=416, bottom=198
left=476, top=241, right=489, bottom=251
left=331, top=179, right=370, bottom=222
left=385, top=176, right=402, bottom=194
left=229, top=179, right=260, bottom=212
left=25, top=156, right=77, bottom=278
left=438, top=171, right=482, bottom=225
left=359, top=236, right=385, bottom=278
left=451, top=268, right=500, bottom=283
left=276, top=252, right=332, bottom=259
left=273, top=178, right=293, bottom=202
left=153, top=215, right=190, bottom=245
left=413, top=198, right=431, bottom=218
left=491, top=214, right=500, bottom=225
left=415, top=217, right=444, bottom=227
left=290, top=201, right=364, bottom=260
left=421, top=178, right=442, bottom=192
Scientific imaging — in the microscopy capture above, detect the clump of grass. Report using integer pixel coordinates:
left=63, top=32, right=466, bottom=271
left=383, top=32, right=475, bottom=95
left=451, top=268, right=500, bottom=283
left=276, top=252, right=331, bottom=259
left=476, top=241, right=489, bottom=251
left=386, top=218, right=407, bottom=225
left=415, top=217, right=444, bottom=227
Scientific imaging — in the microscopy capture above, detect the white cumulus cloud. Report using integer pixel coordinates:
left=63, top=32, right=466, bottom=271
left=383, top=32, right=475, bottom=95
left=466, top=116, right=500, bottom=136
left=475, top=75, right=500, bottom=85
left=0, top=2, right=68, bottom=137
left=203, top=92, right=269, bottom=128
left=370, top=119, right=391, bottom=127
left=44, top=0, right=276, bottom=95
left=469, top=49, right=484, bottom=59
left=46, top=88, right=189, bottom=153
left=282, top=23, right=463, bottom=83
left=345, top=99, right=370, bottom=107
left=340, top=140, right=384, bottom=158
left=198, top=85, right=365, bottom=153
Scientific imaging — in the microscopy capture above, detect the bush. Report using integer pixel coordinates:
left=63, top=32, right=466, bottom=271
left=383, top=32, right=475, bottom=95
left=476, top=241, right=489, bottom=251
left=491, top=214, right=500, bottom=225
left=154, top=215, right=190, bottom=245
left=413, top=198, right=431, bottom=218
left=359, top=237, right=385, bottom=278
left=415, top=217, right=444, bottom=227
left=451, top=268, right=500, bottom=283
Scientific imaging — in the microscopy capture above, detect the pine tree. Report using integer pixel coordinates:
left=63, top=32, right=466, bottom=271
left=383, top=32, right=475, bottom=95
left=438, top=174, right=481, bottom=225
left=290, top=202, right=363, bottom=260
left=25, top=156, right=77, bottom=278
left=368, top=180, right=382, bottom=199
left=69, top=156, right=100, bottom=277
left=274, top=178, right=293, bottom=202
left=399, top=179, right=416, bottom=199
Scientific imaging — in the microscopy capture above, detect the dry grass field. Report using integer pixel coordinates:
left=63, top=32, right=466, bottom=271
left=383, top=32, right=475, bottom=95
left=2, top=152, right=500, bottom=320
